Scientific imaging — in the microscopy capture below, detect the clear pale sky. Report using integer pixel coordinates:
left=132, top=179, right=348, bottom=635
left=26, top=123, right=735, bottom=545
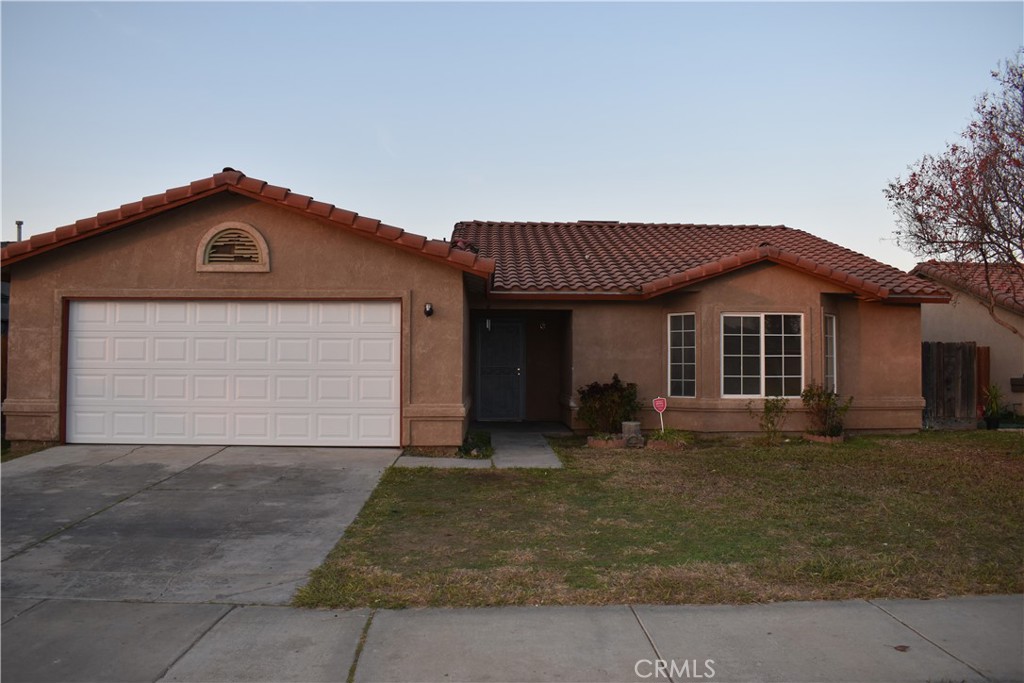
left=2, top=1, right=1022, bottom=271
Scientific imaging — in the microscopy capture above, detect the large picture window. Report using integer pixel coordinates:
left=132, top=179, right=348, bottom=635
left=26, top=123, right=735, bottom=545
left=668, top=313, right=696, bottom=397
left=721, top=313, right=803, bottom=397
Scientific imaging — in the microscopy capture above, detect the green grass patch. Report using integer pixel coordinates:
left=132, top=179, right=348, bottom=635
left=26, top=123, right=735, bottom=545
left=295, top=431, right=1024, bottom=608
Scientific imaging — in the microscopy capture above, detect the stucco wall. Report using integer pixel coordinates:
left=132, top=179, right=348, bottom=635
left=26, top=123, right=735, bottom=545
left=921, top=291, right=1024, bottom=415
left=471, top=262, right=925, bottom=433
left=4, top=194, right=470, bottom=447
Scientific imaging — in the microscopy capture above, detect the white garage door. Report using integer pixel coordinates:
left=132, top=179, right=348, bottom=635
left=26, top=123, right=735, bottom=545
left=67, top=300, right=400, bottom=446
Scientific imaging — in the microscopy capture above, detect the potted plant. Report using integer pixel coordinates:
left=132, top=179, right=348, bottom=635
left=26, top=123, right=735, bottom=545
left=800, top=383, right=853, bottom=444
left=982, top=384, right=1004, bottom=430
left=586, top=432, right=628, bottom=449
left=577, top=374, right=642, bottom=447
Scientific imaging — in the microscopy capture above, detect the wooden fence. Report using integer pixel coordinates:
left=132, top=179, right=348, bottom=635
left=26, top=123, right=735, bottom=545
left=921, top=341, right=990, bottom=424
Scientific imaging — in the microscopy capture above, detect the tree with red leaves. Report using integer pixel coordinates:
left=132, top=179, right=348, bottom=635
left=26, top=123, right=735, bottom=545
left=886, top=52, right=1023, bottom=339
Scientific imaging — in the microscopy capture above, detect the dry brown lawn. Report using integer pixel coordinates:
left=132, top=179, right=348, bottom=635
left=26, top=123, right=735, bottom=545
left=295, top=431, right=1023, bottom=608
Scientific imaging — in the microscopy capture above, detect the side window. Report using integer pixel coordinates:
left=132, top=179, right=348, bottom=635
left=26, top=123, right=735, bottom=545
left=668, top=313, right=696, bottom=397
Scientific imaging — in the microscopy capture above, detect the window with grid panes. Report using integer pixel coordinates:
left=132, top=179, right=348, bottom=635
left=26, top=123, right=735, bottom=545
left=668, top=313, right=696, bottom=397
left=721, top=313, right=802, bottom=397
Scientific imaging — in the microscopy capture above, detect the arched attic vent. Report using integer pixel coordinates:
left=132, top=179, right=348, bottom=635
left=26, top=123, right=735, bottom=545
left=196, top=222, right=270, bottom=273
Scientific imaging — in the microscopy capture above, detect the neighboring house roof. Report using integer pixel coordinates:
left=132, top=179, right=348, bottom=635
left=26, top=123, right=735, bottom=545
left=0, top=169, right=495, bottom=278
left=453, top=221, right=949, bottom=302
left=911, top=261, right=1024, bottom=316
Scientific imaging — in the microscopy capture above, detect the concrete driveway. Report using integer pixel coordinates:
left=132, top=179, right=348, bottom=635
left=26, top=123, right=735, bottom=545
left=1, top=444, right=398, bottom=605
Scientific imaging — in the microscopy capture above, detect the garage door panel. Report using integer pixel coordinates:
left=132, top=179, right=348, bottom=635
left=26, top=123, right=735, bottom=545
left=113, top=376, right=147, bottom=400
left=112, top=412, right=146, bottom=438
left=154, top=338, right=188, bottom=361
left=68, top=301, right=400, bottom=446
left=154, top=413, right=188, bottom=438
left=196, top=302, right=229, bottom=324
left=358, top=414, right=398, bottom=440
left=153, top=375, right=187, bottom=399
left=70, top=374, right=107, bottom=399
left=72, top=337, right=109, bottom=362
left=154, top=302, right=188, bottom=325
left=69, top=412, right=107, bottom=437
left=195, top=338, right=229, bottom=362
left=275, top=376, right=311, bottom=401
left=74, top=301, right=110, bottom=324
left=115, top=302, right=148, bottom=323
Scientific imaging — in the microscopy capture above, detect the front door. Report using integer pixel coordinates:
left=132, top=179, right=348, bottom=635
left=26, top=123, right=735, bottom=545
left=476, top=319, right=524, bottom=420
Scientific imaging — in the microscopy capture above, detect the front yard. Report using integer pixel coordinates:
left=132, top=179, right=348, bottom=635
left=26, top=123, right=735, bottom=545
left=295, top=431, right=1023, bottom=608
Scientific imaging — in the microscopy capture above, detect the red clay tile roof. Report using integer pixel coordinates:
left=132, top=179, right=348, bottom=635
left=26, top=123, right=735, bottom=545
left=453, top=221, right=949, bottom=302
left=0, top=169, right=495, bottom=278
left=911, top=261, right=1024, bottom=315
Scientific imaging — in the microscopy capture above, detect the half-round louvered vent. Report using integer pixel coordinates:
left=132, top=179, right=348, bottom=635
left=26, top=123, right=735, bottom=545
left=196, top=222, right=270, bottom=272
left=206, top=229, right=263, bottom=263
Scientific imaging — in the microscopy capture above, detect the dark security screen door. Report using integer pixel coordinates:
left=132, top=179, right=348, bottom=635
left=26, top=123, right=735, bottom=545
left=476, top=319, right=524, bottom=420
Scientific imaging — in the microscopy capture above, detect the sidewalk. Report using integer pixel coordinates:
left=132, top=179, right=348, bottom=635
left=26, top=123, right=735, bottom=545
left=395, top=423, right=566, bottom=469
left=2, top=595, right=1020, bottom=682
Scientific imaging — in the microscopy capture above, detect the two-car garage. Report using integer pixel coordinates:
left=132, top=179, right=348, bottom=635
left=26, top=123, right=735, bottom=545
left=2, top=169, right=494, bottom=449
left=66, top=300, right=401, bottom=447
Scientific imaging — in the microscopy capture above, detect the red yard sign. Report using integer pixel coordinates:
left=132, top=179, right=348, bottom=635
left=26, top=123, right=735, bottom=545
left=653, top=397, right=667, bottom=432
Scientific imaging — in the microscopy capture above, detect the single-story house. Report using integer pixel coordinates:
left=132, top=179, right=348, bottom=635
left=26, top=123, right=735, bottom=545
left=1, top=169, right=950, bottom=449
left=911, top=261, right=1024, bottom=414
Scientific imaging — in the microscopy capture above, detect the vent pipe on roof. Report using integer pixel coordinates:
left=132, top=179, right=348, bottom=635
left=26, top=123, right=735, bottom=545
left=15, top=220, right=23, bottom=241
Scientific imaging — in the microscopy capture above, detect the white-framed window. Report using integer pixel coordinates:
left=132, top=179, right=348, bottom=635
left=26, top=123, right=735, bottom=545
left=668, top=313, right=696, bottom=397
left=721, top=313, right=803, bottom=397
left=824, top=314, right=837, bottom=392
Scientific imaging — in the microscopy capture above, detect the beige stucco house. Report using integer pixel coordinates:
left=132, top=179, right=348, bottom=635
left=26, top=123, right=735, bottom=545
left=1, top=169, right=950, bottom=450
left=912, top=261, right=1024, bottom=416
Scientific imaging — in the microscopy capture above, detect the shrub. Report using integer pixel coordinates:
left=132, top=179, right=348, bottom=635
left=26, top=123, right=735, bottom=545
left=458, top=430, right=493, bottom=459
left=747, top=396, right=791, bottom=446
left=800, top=383, right=853, bottom=437
left=576, top=374, right=642, bottom=434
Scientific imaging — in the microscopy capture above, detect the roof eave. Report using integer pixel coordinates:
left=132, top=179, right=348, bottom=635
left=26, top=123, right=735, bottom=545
left=1, top=185, right=228, bottom=268
left=1, top=172, right=496, bottom=280
left=635, top=248, right=899, bottom=302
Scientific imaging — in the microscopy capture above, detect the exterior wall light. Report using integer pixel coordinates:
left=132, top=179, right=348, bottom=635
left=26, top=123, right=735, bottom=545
left=424, top=303, right=434, bottom=317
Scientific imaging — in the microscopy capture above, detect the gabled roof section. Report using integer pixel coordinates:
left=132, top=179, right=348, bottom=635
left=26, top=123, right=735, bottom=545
left=452, top=221, right=949, bottom=303
left=911, top=261, right=1024, bottom=315
left=1, top=169, right=495, bottom=278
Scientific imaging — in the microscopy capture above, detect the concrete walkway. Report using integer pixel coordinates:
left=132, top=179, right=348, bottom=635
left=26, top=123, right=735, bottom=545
left=2, top=595, right=1020, bottom=682
left=395, top=423, right=566, bottom=469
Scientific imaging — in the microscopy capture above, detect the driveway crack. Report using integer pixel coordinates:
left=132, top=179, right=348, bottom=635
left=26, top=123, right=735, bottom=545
left=154, top=604, right=236, bottom=682
left=630, top=605, right=675, bottom=683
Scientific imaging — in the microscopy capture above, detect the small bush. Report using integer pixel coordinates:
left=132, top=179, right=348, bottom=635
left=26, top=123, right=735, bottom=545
left=459, top=431, right=494, bottom=459
left=982, top=384, right=1005, bottom=418
left=577, top=374, right=642, bottom=434
left=747, top=396, right=791, bottom=446
left=800, top=384, right=853, bottom=437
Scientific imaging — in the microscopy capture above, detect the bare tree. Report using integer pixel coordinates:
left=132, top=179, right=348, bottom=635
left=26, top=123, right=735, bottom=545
left=886, top=51, right=1024, bottom=339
